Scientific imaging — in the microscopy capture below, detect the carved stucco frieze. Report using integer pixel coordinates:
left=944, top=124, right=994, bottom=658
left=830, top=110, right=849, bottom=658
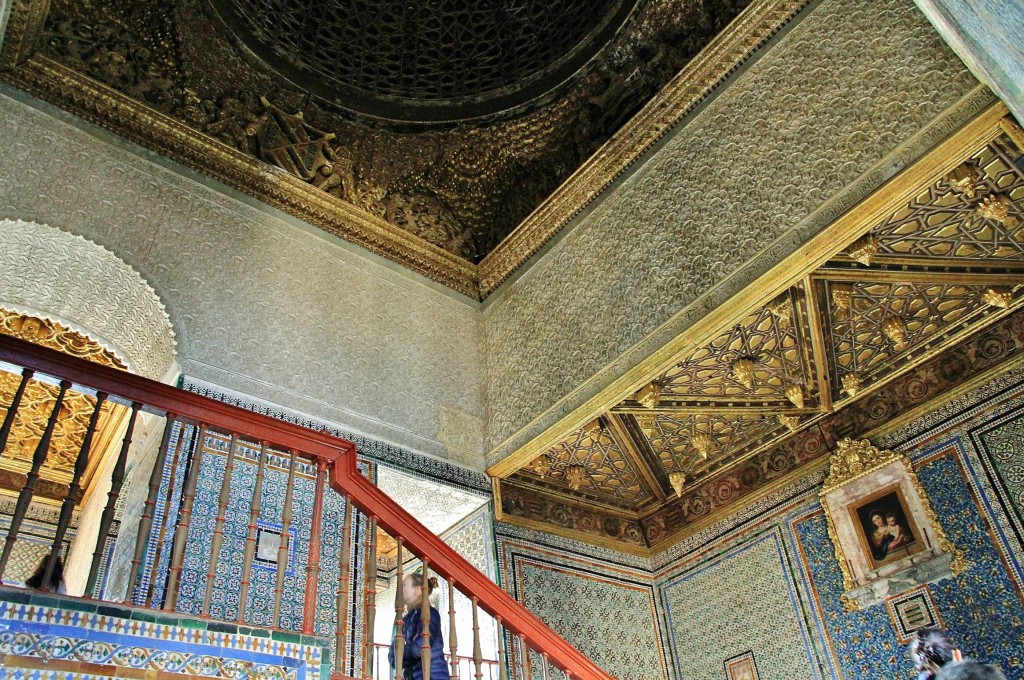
left=0, top=219, right=175, bottom=379
left=483, top=0, right=987, bottom=461
left=0, top=93, right=487, bottom=467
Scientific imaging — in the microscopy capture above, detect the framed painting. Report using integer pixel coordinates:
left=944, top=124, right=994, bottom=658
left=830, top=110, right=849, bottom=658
left=851, top=484, right=925, bottom=569
left=819, top=438, right=965, bottom=610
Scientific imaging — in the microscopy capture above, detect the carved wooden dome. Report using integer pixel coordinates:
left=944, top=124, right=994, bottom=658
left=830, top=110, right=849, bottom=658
left=208, top=0, right=636, bottom=122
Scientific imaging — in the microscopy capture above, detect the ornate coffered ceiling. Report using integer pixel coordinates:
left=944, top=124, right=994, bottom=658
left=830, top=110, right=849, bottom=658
left=493, top=106, right=1024, bottom=554
left=0, top=309, right=130, bottom=504
left=0, top=0, right=811, bottom=298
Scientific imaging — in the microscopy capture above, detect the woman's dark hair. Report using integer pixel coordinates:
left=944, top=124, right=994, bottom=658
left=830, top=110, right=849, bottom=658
left=911, top=627, right=957, bottom=671
left=26, top=555, right=63, bottom=591
left=936, top=661, right=1008, bottom=680
left=407, top=572, right=439, bottom=594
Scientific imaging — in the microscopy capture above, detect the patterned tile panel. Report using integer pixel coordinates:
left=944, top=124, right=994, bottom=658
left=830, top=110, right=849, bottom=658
left=0, top=593, right=329, bottom=680
left=659, top=530, right=820, bottom=680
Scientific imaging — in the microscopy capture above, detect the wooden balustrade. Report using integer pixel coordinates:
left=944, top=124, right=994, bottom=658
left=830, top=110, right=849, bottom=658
left=0, top=333, right=614, bottom=680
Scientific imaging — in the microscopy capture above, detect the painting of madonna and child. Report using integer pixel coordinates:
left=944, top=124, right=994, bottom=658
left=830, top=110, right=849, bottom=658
left=852, top=486, right=924, bottom=568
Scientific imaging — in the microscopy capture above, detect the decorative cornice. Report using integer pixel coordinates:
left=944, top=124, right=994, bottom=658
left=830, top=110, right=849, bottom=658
left=0, top=0, right=813, bottom=300
left=1, top=55, right=479, bottom=298
left=0, top=0, right=49, bottom=70
left=477, top=0, right=812, bottom=295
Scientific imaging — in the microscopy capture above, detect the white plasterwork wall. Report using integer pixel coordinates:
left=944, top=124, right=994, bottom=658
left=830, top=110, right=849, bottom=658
left=482, top=0, right=991, bottom=463
left=0, top=90, right=486, bottom=470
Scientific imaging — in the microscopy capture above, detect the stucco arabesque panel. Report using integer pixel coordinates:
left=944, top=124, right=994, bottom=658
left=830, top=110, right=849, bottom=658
left=0, top=91, right=486, bottom=468
left=0, top=219, right=175, bottom=380
left=483, top=0, right=990, bottom=462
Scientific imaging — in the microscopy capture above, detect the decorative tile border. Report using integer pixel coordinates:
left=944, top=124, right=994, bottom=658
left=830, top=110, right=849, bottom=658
left=0, top=588, right=332, bottom=680
left=181, top=377, right=490, bottom=493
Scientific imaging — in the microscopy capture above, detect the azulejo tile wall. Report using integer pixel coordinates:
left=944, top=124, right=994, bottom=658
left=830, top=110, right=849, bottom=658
left=497, top=368, right=1024, bottom=680
left=653, top=369, right=1024, bottom=679
left=659, top=530, right=820, bottom=680
left=497, top=528, right=667, bottom=680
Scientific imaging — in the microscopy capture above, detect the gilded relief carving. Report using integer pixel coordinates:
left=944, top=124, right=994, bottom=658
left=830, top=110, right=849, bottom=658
left=495, top=116, right=1024, bottom=553
left=0, top=310, right=128, bottom=501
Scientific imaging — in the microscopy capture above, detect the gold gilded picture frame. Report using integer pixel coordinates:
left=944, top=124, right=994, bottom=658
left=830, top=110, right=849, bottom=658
left=819, top=438, right=965, bottom=611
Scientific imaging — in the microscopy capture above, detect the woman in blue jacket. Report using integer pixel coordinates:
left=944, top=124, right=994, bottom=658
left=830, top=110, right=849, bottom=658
left=389, top=573, right=450, bottom=680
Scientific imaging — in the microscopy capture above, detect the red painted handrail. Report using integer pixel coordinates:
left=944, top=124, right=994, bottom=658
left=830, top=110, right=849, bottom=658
left=0, top=334, right=613, bottom=680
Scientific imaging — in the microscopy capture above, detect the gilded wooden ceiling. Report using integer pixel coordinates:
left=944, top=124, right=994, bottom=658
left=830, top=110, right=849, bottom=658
left=0, top=310, right=130, bottom=504
left=0, top=0, right=811, bottom=298
left=494, top=109, right=1024, bottom=554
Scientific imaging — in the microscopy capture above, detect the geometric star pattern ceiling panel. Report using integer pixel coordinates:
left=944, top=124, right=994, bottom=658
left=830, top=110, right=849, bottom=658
left=496, top=115, right=1024, bottom=554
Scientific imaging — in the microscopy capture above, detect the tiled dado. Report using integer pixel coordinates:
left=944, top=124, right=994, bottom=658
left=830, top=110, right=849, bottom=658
left=0, top=587, right=332, bottom=680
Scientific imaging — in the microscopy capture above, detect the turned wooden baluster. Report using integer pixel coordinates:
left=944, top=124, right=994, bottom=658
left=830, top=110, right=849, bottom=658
left=362, top=513, right=379, bottom=678
left=496, top=618, right=509, bottom=680
left=237, top=441, right=268, bottom=622
left=335, top=499, right=354, bottom=674
left=164, top=424, right=206, bottom=611
left=45, top=391, right=107, bottom=587
left=0, top=379, right=70, bottom=580
left=273, top=449, right=298, bottom=628
left=472, top=597, right=484, bottom=680
left=86, top=400, right=142, bottom=597
left=393, top=538, right=406, bottom=680
left=540, top=654, right=550, bottom=680
left=202, top=433, right=239, bottom=616
left=449, top=579, right=459, bottom=680
left=518, top=634, right=532, bottom=680
left=147, top=421, right=192, bottom=606
left=0, top=368, right=33, bottom=459
left=303, top=458, right=327, bottom=634
left=420, top=561, right=433, bottom=680
left=126, top=412, right=175, bottom=601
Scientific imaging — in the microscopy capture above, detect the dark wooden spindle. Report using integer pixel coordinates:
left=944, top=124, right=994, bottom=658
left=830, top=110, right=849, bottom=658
left=0, top=368, right=33, bottom=459
left=237, top=441, right=268, bottom=623
left=202, top=433, right=239, bottom=616
left=0, top=380, right=70, bottom=581
left=362, top=514, right=378, bottom=678
left=145, top=421, right=191, bottom=606
left=164, top=424, right=207, bottom=611
left=335, top=499, right=354, bottom=673
left=420, top=561, right=433, bottom=680
left=273, top=449, right=299, bottom=628
left=302, top=459, right=327, bottom=634
left=45, top=391, right=107, bottom=588
left=86, top=400, right=141, bottom=597
left=126, top=412, right=176, bottom=601
left=393, top=538, right=406, bottom=680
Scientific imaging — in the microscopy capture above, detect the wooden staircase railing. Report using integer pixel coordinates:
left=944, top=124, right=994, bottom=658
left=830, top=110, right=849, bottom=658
left=0, top=334, right=613, bottom=680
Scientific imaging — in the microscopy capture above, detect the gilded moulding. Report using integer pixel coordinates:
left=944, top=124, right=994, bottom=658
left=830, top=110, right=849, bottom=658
left=1, top=55, right=480, bottom=298
left=0, top=0, right=49, bottom=70
left=486, top=102, right=1010, bottom=481
left=477, top=0, right=813, bottom=296
left=819, top=438, right=966, bottom=611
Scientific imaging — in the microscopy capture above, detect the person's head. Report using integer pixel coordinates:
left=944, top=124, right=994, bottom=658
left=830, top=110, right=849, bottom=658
left=886, top=514, right=899, bottom=527
left=25, top=554, right=63, bottom=592
left=936, top=661, right=1008, bottom=680
left=910, top=627, right=957, bottom=677
left=402, top=572, right=439, bottom=608
left=871, top=512, right=885, bottom=527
